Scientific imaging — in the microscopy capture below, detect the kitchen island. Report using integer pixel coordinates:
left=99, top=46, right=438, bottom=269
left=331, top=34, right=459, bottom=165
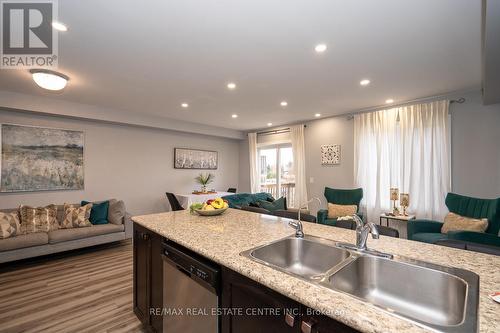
left=132, top=209, right=500, bottom=333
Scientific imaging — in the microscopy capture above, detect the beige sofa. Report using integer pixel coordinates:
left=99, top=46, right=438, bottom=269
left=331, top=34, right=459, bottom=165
left=0, top=202, right=132, bottom=264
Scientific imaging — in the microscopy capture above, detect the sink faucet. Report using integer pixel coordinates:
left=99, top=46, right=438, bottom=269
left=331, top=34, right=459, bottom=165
left=352, top=214, right=379, bottom=250
left=289, top=220, right=304, bottom=238
left=289, top=197, right=321, bottom=238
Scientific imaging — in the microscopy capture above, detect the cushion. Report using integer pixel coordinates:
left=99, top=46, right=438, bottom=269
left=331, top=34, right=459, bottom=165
left=0, top=232, right=49, bottom=251
left=48, top=224, right=124, bottom=244
left=108, top=199, right=126, bottom=225
left=441, top=212, right=489, bottom=234
left=327, top=203, right=357, bottom=219
left=411, top=232, right=449, bottom=244
left=257, top=197, right=286, bottom=212
left=0, top=211, right=21, bottom=239
left=60, top=203, right=93, bottom=229
left=82, top=200, right=109, bottom=225
left=19, top=205, right=58, bottom=234
left=222, top=192, right=275, bottom=209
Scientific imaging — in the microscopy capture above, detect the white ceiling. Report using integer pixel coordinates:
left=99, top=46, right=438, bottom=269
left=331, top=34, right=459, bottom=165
left=0, top=0, right=481, bottom=131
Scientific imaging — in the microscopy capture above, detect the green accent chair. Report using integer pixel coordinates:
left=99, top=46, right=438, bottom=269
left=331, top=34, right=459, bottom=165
left=317, top=187, right=364, bottom=226
left=407, top=193, right=500, bottom=248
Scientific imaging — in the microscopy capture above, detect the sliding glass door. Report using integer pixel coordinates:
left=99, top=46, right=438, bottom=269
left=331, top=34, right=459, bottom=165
left=258, top=144, right=295, bottom=206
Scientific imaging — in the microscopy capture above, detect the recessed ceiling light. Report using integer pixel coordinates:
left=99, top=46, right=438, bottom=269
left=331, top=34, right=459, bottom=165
left=360, top=79, right=371, bottom=86
left=231, top=114, right=238, bottom=118
left=280, top=101, right=288, bottom=107
left=385, top=99, right=394, bottom=104
left=52, top=21, right=68, bottom=32
left=30, top=69, right=69, bottom=91
left=315, top=113, right=321, bottom=118
left=181, top=103, right=189, bottom=108
left=315, top=44, right=327, bottom=53
left=267, top=122, right=273, bottom=127
left=227, top=82, right=237, bottom=90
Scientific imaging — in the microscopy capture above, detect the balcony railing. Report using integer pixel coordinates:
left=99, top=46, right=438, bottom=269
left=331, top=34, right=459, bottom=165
left=260, top=183, right=295, bottom=207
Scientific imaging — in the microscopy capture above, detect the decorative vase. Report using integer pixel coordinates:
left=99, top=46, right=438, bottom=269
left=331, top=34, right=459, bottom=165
left=201, top=185, right=207, bottom=193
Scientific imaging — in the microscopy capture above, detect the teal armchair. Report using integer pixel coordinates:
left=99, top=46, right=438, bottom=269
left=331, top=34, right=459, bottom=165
left=408, top=193, right=500, bottom=247
left=317, top=187, right=363, bottom=226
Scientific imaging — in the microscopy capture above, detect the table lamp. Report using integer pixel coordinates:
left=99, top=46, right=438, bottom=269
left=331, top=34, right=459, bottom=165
left=390, top=188, right=399, bottom=215
left=400, top=193, right=410, bottom=216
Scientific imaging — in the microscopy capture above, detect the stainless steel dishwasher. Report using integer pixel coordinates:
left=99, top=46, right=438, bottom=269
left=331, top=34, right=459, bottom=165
left=162, top=241, right=220, bottom=333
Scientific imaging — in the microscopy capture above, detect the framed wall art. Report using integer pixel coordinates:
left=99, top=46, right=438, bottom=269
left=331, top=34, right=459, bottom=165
left=320, top=144, right=341, bottom=165
left=174, top=148, right=218, bottom=170
left=1, top=124, right=84, bottom=192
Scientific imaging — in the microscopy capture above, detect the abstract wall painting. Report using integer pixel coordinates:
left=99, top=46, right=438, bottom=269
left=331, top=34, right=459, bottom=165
left=0, top=124, right=84, bottom=192
left=174, top=148, right=218, bottom=170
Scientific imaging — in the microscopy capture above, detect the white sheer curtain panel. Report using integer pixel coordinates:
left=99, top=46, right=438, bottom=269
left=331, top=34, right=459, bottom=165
left=248, top=132, right=260, bottom=193
left=354, top=100, right=450, bottom=222
left=290, top=125, right=308, bottom=208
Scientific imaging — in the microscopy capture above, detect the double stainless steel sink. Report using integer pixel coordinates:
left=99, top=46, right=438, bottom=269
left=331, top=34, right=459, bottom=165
left=241, top=235, right=479, bottom=333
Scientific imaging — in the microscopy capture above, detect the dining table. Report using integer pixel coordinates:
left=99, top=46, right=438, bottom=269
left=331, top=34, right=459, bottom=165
left=175, top=191, right=234, bottom=209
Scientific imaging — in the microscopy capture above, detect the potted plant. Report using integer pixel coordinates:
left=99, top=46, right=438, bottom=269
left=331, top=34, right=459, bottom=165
left=195, top=173, right=215, bottom=193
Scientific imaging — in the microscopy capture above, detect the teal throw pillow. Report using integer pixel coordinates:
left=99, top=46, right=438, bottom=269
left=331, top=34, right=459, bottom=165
left=257, top=197, right=287, bottom=212
left=81, top=200, right=109, bottom=225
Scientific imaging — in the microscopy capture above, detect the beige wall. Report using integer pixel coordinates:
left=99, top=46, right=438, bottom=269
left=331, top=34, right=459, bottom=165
left=304, top=117, right=355, bottom=213
left=450, top=92, right=500, bottom=198
left=0, top=109, right=240, bottom=215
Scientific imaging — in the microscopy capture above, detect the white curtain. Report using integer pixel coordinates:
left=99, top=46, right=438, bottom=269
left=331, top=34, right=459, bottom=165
left=290, top=125, right=308, bottom=208
left=354, top=100, right=450, bottom=222
left=248, top=132, right=260, bottom=193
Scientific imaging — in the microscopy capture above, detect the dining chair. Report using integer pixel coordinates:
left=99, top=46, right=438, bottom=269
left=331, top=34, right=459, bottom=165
left=165, top=192, right=184, bottom=211
left=227, top=188, right=237, bottom=193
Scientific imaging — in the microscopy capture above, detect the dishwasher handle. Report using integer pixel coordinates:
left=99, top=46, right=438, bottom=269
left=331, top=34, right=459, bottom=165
left=162, top=254, right=192, bottom=277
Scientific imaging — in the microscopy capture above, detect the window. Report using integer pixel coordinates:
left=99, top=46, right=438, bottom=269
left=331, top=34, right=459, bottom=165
left=258, top=144, right=295, bottom=206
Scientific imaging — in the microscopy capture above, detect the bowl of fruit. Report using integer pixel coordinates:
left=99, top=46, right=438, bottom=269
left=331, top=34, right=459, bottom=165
left=190, top=198, right=229, bottom=216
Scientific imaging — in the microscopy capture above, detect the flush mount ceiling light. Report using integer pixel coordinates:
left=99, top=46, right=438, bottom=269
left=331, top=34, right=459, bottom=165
left=181, top=103, right=189, bottom=108
left=385, top=99, right=394, bottom=104
left=52, top=21, right=68, bottom=31
left=30, top=69, right=69, bottom=91
left=267, top=122, right=273, bottom=127
left=315, top=113, right=321, bottom=118
left=360, top=79, right=371, bottom=86
left=231, top=114, right=238, bottom=118
left=227, top=82, right=237, bottom=90
left=280, top=101, right=288, bottom=107
left=314, top=44, right=327, bottom=53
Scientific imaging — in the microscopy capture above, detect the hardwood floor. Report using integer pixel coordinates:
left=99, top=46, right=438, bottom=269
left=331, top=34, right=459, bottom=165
left=0, top=241, right=146, bottom=333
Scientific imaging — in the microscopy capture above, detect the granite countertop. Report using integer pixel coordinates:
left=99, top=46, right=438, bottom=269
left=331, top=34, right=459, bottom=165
left=132, top=209, right=500, bottom=333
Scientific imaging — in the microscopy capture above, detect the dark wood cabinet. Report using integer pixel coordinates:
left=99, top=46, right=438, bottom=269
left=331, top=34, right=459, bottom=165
left=300, top=310, right=360, bottom=333
left=133, top=223, right=163, bottom=332
left=222, top=267, right=301, bottom=333
left=221, top=267, right=359, bottom=333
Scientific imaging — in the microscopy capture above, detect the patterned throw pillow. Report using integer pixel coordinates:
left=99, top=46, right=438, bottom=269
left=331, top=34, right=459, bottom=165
left=327, top=203, right=358, bottom=219
left=19, top=205, right=58, bottom=234
left=60, top=203, right=93, bottom=228
left=0, top=212, right=21, bottom=239
left=441, top=212, right=489, bottom=234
